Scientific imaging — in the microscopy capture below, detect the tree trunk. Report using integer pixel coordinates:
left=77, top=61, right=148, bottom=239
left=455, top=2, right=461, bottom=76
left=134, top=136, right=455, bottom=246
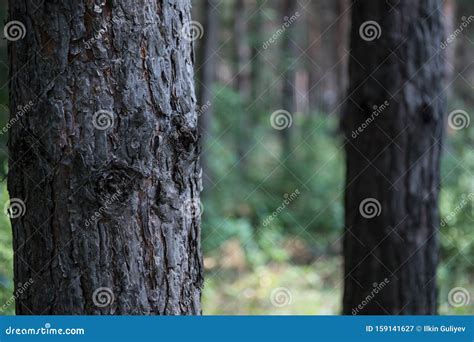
left=233, top=0, right=251, bottom=170
left=342, top=0, right=445, bottom=314
left=8, top=0, right=203, bottom=315
left=197, top=0, right=219, bottom=191
left=280, top=0, right=298, bottom=158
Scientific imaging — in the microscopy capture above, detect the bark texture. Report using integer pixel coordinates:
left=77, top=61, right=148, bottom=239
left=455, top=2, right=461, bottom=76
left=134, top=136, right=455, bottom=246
left=8, top=0, right=203, bottom=315
left=342, top=0, right=445, bottom=314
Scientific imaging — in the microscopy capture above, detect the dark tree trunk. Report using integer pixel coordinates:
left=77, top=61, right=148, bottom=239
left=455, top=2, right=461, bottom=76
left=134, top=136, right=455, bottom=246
left=197, top=0, right=219, bottom=190
left=342, top=0, right=445, bottom=314
left=8, top=0, right=203, bottom=315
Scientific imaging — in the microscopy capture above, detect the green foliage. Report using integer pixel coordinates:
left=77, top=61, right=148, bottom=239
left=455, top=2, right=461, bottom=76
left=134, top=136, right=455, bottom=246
left=0, top=183, right=14, bottom=315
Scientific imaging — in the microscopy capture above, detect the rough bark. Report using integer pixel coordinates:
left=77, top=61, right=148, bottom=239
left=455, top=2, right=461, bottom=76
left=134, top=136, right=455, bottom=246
left=197, top=0, right=219, bottom=190
left=8, top=0, right=203, bottom=315
left=342, top=0, right=445, bottom=314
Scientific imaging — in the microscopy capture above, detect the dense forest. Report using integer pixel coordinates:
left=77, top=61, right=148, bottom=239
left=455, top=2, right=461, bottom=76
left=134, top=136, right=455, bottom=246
left=0, top=0, right=472, bottom=315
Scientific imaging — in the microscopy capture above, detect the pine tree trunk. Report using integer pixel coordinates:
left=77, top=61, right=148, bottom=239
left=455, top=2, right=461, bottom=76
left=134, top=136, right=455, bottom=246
left=8, top=0, right=203, bottom=315
left=342, top=0, right=445, bottom=314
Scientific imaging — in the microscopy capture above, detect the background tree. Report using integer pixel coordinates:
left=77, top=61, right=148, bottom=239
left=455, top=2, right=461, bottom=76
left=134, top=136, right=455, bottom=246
left=7, top=0, right=202, bottom=314
left=197, top=0, right=219, bottom=190
left=279, top=0, right=299, bottom=159
left=342, top=0, right=446, bottom=314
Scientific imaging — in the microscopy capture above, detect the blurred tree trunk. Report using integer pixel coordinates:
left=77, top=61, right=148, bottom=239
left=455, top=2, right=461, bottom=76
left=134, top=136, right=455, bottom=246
left=342, top=0, right=445, bottom=314
left=8, top=0, right=203, bottom=314
left=197, top=0, right=219, bottom=190
left=334, top=0, right=349, bottom=110
left=307, top=0, right=348, bottom=114
left=307, top=0, right=322, bottom=112
left=443, top=0, right=455, bottom=92
left=250, top=0, right=265, bottom=115
left=234, top=0, right=251, bottom=170
left=280, top=0, right=298, bottom=159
